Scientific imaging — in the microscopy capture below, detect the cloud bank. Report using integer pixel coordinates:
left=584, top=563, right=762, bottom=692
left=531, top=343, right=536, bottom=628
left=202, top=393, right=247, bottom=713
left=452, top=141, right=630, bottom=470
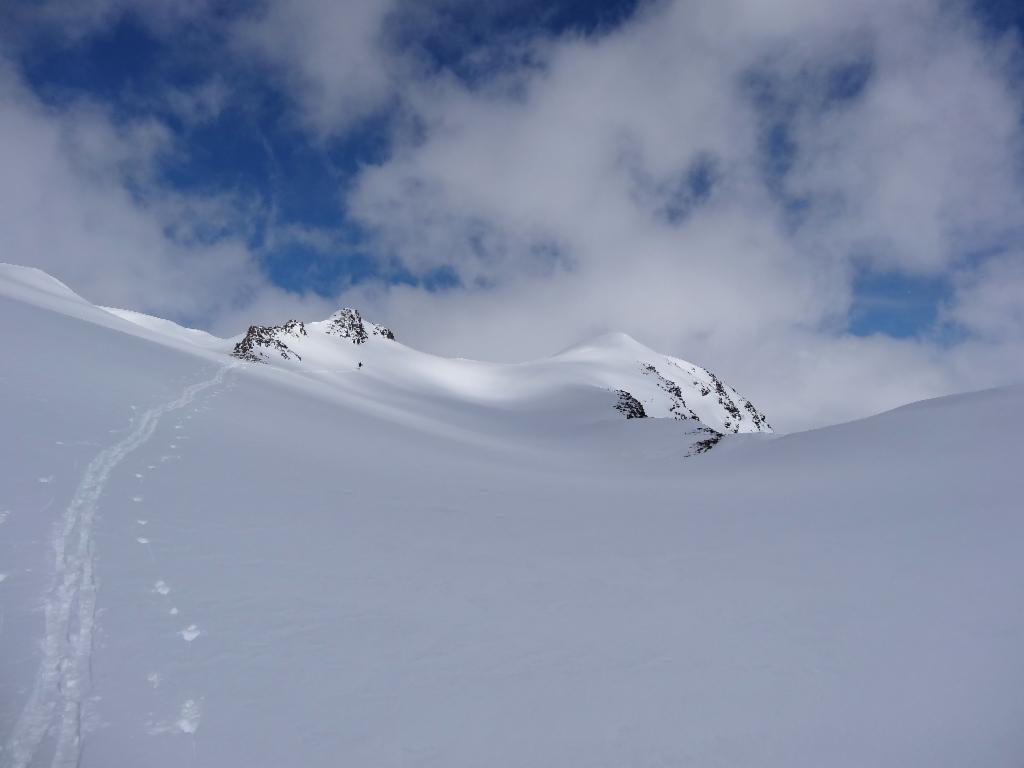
left=1, top=0, right=1022, bottom=430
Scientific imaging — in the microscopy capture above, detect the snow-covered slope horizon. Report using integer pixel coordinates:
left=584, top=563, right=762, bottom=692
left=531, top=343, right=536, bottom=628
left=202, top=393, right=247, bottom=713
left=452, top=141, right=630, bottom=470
left=92, top=265, right=771, bottom=440
left=2, top=261, right=1023, bottom=767
left=0, top=262, right=771, bottom=443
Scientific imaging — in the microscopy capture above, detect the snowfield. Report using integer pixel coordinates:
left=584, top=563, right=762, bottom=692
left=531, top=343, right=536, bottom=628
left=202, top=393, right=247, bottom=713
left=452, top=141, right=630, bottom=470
left=1, top=263, right=1022, bottom=767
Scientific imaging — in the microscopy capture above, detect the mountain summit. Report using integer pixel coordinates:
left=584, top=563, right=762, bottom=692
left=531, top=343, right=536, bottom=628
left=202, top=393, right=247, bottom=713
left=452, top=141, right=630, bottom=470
left=0, top=263, right=770, bottom=454
left=174, top=304, right=770, bottom=442
left=230, top=307, right=396, bottom=363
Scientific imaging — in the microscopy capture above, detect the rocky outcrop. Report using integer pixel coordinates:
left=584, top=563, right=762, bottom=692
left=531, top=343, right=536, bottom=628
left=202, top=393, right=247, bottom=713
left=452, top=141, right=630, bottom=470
left=324, top=308, right=396, bottom=344
left=232, top=307, right=396, bottom=365
left=661, top=359, right=771, bottom=434
left=641, top=363, right=700, bottom=421
left=743, top=399, right=770, bottom=432
left=232, top=320, right=306, bottom=363
left=705, top=370, right=743, bottom=432
left=325, top=308, right=368, bottom=343
left=685, top=427, right=724, bottom=456
left=614, top=390, right=648, bottom=419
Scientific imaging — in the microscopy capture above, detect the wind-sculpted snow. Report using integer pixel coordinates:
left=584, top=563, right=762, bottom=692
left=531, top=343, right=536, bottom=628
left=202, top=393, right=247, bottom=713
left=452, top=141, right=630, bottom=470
left=3, top=263, right=1022, bottom=767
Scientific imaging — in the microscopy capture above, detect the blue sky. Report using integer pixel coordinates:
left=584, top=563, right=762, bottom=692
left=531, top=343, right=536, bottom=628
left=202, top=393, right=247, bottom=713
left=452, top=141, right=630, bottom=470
left=7, top=0, right=1021, bottom=323
left=12, top=0, right=644, bottom=295
left=1, top=0, right=1023, bottom=428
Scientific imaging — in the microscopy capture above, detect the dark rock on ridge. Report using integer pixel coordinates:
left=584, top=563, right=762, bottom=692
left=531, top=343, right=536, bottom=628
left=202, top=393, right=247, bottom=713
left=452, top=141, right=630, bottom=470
left=232, top=320, right=306, bottom=363
left=614, top=390, right=648, bottom=419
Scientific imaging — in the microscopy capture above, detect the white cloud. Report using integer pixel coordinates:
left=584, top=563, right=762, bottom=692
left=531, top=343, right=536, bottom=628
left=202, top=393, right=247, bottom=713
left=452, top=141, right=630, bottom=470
left=334, top=0, right=1024, bottom=430
left=229, top=0, right=400, bottom=136
left=0, top=62, right=335, bottom=333
left=787, top=5, right=1024, bottom=273
left=950, top=252, right=1024, bottom=343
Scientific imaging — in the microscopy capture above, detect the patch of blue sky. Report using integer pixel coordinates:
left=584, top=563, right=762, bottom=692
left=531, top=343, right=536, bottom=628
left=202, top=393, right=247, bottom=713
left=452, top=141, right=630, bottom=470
left=260, top=242, right=379, bottom=296
left=658, top=153, right=719, bottom=225
left=17, top=8, right=396, bottom=292
left=397, top=0, right=642, bottom=78
left=19, top=15, right=164, bottom=104
left=10, top=0, right=1019, bottom=338
left=739, top=51, right=980, bottom=343
left=849, top=269, right=951, bottom=339
left=972, top=0, right=1024, bottom=38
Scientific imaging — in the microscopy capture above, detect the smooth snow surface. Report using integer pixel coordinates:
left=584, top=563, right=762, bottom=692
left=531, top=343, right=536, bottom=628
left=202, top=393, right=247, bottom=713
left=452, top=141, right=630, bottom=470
left=100, top=308, right=225, bottom=350
left=1, top=263, right=1023, bottom=767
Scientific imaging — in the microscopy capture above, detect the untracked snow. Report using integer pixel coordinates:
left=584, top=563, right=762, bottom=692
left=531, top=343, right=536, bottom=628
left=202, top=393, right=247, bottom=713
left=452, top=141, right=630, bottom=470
left=110, top=288, right=772, bottom=438
left=1, top=263, right=1022, bottom=767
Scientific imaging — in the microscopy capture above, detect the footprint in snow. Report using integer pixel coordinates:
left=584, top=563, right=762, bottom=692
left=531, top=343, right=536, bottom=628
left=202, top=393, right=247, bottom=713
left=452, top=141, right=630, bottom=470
left=37, top=476, right=54, bottom=484
left=146, top=672, right=162, bottom=688
left=137, top=537, right=150, bottom=545
left=147, top=699, right=203, bottom=735
left=153, top=580, right=170, bottom=595
left=0, top=510, right=9, bottom=525
left=180, top=625, right=201, bottom=642
left=177, top=700, right=202, bottom=734
left=135, top=473, right=144, bottom=479
left=132, top=496, right=143, bottom=503
left=169, top=607, right=179, bottom=615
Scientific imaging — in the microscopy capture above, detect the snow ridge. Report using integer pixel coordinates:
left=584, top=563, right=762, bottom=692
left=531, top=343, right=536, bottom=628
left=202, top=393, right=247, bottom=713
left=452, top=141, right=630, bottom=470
left=657, top=358, right=771, bottom=434
left=641, top=363, right=700, bottom=421
left=4, top=363, right=234, bottom=768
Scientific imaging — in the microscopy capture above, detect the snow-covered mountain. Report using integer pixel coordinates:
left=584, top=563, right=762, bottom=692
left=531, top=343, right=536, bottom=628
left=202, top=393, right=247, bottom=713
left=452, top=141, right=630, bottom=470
left=106, top=297, right=771, bottom=445
left=2, top=262, right=1023, bottom=768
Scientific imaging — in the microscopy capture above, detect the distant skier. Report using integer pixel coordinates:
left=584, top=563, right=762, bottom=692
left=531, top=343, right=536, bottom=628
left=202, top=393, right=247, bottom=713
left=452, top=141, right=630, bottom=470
left=358, top=362, right=363, bottom=369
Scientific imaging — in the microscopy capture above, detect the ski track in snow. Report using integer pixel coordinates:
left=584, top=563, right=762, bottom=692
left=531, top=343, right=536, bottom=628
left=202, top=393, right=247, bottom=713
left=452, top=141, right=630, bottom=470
left=4, top=363, right=233, bottom=768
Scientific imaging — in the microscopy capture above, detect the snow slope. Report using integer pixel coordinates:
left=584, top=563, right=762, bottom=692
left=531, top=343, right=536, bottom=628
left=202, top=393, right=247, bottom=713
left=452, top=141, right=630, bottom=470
left=101, top=307, right=225, bottom=351
left=1, top=263, right=1023, bottom=767
left=102, top=288, right=771, bottom=438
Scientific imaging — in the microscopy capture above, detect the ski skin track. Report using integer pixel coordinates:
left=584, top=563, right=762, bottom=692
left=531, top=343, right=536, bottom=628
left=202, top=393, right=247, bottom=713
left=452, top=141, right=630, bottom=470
left=4, top=363, right=234, bottom=768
